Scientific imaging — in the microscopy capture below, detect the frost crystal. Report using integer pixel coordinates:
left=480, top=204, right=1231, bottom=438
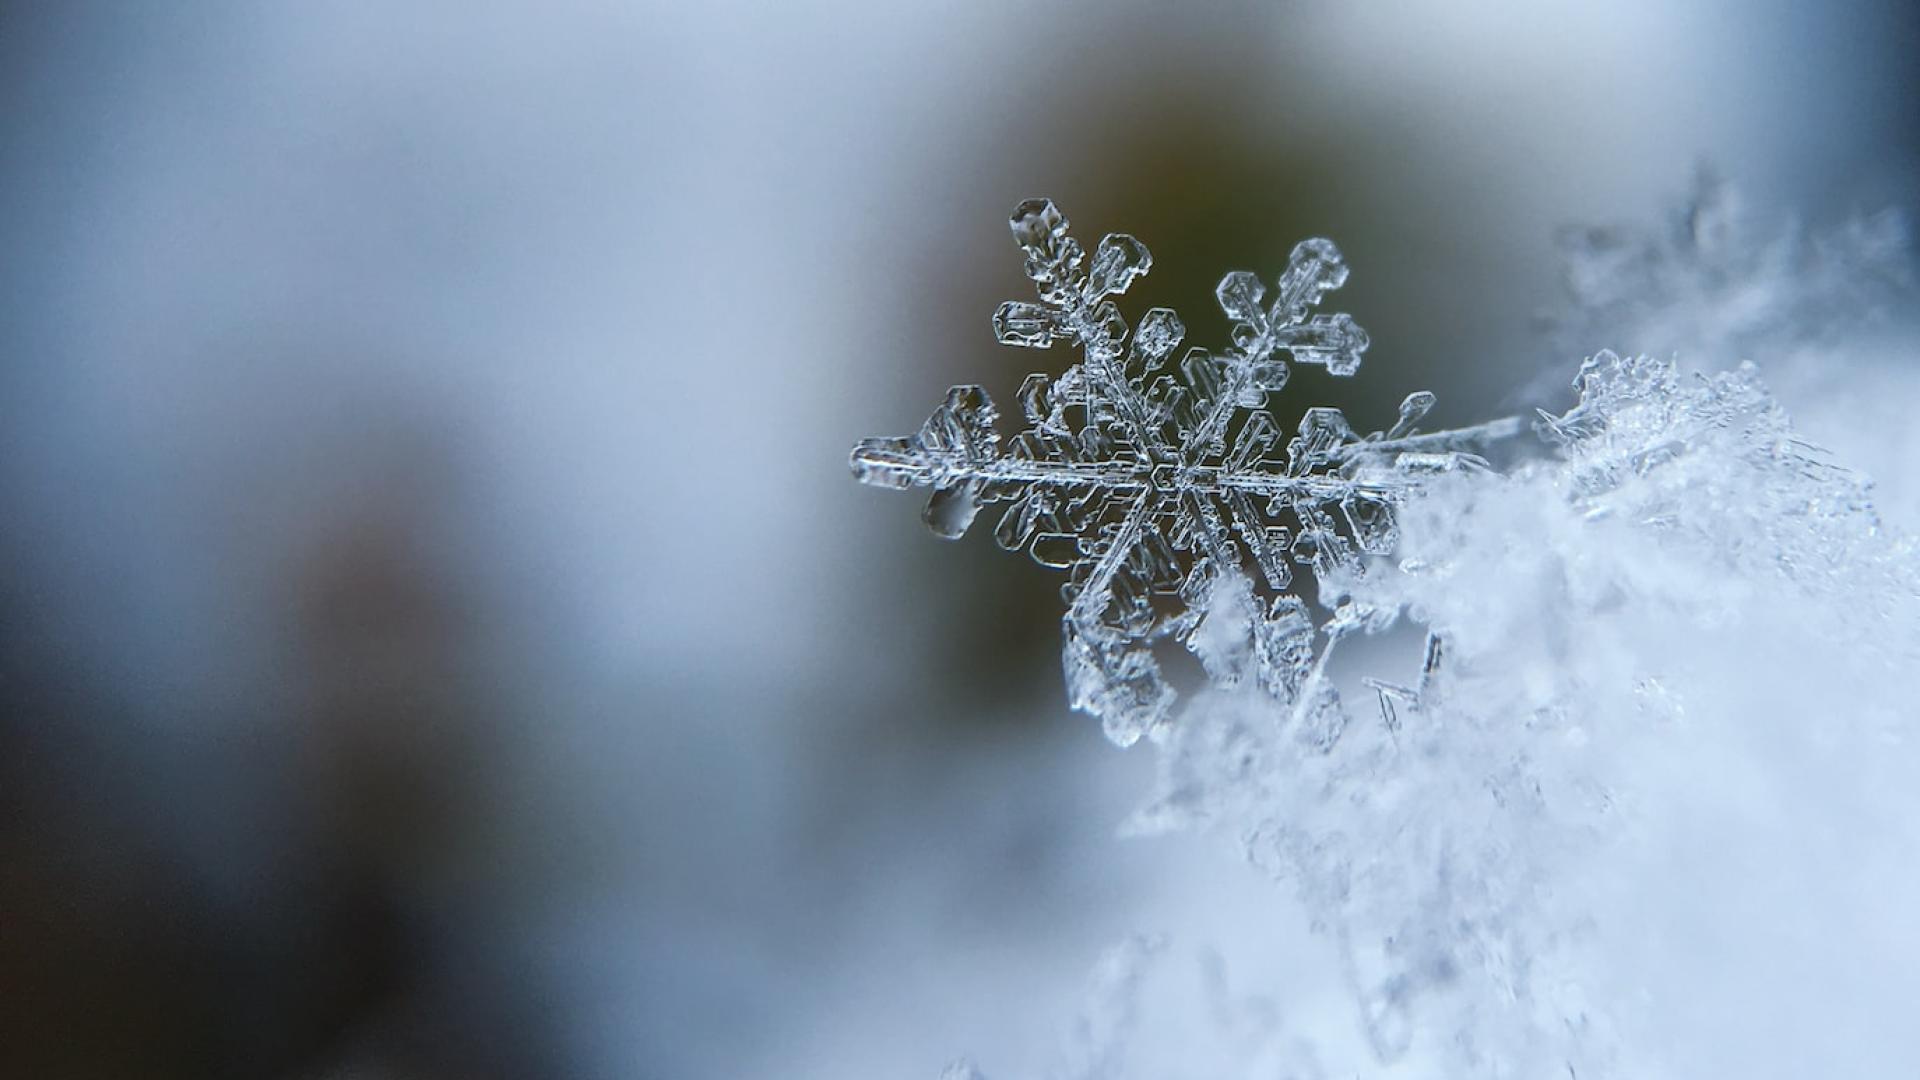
left=852, top=200, right=1519, bottom=744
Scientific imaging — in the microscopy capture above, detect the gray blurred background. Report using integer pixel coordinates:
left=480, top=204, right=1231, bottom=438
left=2, top=2, right=1915, bottom=1077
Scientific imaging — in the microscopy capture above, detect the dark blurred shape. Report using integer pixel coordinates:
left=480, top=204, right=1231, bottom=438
left=1, top=420, right=555, bottom=1079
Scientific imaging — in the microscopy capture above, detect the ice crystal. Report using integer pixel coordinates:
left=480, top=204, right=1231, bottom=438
left=852, top=200, right=1519, bottom=745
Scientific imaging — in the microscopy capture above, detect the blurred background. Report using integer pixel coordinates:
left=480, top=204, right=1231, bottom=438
left=2, top=2, right=1915, bottom=1077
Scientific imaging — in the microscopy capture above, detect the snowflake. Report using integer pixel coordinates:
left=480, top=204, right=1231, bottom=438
left=852, top=199, right=1519, bottom=745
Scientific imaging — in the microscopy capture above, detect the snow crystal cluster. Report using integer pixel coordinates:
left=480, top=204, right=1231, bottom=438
left=1139, top=350, right=1919, bottom=1076
left=1546, top=173, right=1920, bottom=523
left=854, top=194, right=1920, bottom=1078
